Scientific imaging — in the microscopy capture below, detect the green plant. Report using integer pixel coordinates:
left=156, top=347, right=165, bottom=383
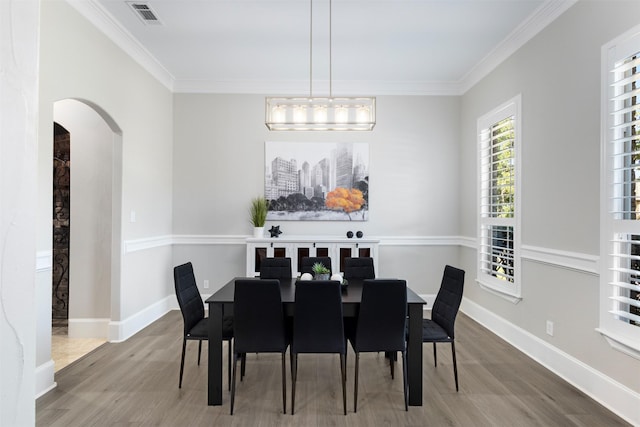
left=249, top=197, right=268, bottom=227
left=311, top=262, right=330, bottom=275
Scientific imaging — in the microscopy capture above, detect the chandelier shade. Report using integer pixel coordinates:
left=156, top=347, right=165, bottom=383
left=265, top=97, right=376, bottom=131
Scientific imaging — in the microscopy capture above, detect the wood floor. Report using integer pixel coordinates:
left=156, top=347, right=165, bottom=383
left=36, top=311, right=630, bottom=426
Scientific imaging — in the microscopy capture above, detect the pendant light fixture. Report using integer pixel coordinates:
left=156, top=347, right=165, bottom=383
left=265, top=0, right=376, bottom=131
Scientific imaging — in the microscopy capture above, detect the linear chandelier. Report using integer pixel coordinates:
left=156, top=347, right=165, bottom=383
left=265, top=0, right=375, bottom=131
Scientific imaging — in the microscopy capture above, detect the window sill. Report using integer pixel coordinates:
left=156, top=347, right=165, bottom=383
left=595, top=328, right=640, bottom=361
left=476, top=280, right=522, bottom=304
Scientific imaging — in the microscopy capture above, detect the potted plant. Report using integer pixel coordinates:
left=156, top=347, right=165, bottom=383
left=311, top=262, right=331, bottom=280
left=249, top=196, right=268, bottom=238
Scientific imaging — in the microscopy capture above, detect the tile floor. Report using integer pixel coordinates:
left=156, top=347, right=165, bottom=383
left=51, top=319, right=106, bottom=372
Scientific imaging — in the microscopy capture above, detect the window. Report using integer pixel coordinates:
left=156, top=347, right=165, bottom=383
left=477, top=96, right=521, bottom=301
left=600, top=25, right=640, bottom=355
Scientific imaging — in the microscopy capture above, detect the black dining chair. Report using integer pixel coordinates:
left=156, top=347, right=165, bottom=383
left=422, top=265, right=465, bottom=391
left=260, top=257, right=293, bottom=280
left=347, top=279, right=407, bottom=412
left=174, top=262, right=233, bottom=389
left=231, top=279, right=290, bottom=415
left=343, top=257, right=375, bottom=280
left=300, top=256, right=332, bottom=276
left=291, top=280, right=347, bottom=415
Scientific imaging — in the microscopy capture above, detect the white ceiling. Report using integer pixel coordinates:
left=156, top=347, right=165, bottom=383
left=72, top=0, right=575, bottom=95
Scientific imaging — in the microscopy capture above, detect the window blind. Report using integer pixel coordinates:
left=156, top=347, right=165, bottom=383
left=479, top=115, right=516, bottom=284
left=608, top=50, right=640, bottom=328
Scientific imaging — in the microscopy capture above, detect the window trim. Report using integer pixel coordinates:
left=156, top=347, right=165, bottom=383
left=476, top=95, right=522, bottom=302
left=599, top=24, right=640, bottom=357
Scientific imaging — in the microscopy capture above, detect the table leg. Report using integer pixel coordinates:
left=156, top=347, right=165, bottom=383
left=208, top=302, right=223, bottom=405
left=407, top=304, right=423, bottom=405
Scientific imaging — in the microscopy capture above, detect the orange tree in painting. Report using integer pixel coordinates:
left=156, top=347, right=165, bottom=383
left=325, top=188, right=364, bottom=220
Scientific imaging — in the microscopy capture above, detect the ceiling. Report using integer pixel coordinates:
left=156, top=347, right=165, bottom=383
left=73, top=0, right=575, bottom=95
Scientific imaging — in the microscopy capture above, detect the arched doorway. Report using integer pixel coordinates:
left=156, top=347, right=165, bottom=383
left=51, top=99, right=122, bottom=369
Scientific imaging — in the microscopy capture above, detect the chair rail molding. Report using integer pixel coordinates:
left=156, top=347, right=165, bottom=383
left=521, top=244, right=599, bottom=275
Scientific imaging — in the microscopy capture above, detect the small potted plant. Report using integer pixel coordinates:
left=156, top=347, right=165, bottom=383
left=311, top=262, right=331, bottom=280
left=249, top=196, right=268, bottom=238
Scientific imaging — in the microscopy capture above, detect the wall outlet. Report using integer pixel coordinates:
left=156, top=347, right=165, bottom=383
left=546, top=320, right=554, bottom=336
left=130, top=210, right=136, bottom=223
left=203, top=279, right=209, bottom=289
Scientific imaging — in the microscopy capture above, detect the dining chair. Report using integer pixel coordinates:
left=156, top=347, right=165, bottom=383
left=231, top=279, right=290, bottom=415
left=174, top=262, right=233, bottom=389
left=422, top=265, right=465, bottom=391
left=343, top=257, right=375, bottom=280
left=291, top=280, right=347, bottom=415
left=347, top=279, right=407, bottom=412
left=260, top=257, right=293, bottom=280
left=300, top=256, right=332, bottom=276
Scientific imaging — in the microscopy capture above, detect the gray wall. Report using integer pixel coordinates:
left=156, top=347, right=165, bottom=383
left=172, top=94, right=462, bottom=293
left=21, top=0, right=639, bottom=422
left=459, top=0, right=640, bottom=396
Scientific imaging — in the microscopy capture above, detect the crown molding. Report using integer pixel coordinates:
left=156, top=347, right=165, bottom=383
left=459, top=0, right=578, bottom=94
left=65, top=0, right=175, bottom=91
left=67, top=0, right=576, bottom=96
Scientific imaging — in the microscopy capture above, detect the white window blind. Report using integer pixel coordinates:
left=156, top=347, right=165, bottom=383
left=605, top=46, right=640, bottom=331
left=477, top=96, right=521, bottom=299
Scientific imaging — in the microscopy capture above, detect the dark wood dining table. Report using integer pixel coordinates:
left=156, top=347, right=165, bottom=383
left=205, top=277, right=426, bottom=406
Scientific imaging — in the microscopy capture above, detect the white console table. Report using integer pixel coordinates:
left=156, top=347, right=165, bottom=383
left=246, top=236, right=379, bottom=277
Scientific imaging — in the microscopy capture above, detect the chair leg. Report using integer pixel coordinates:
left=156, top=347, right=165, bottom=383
left=281, top=352, right=287, bottom=414
left=390, top=351, right=395, bottom=379
left=451, top=341, right=459, bottom=392
left=240, top=353, right=246, bottom=381
left=433, top=342, right=438, bottom=367
left=230, top=353, right=238, bottom=415
left=291, top=353, right=297, bottom=415
left=354, top=352, right=360, bottom=413
left=402, top=351, right=408, bottom=411
left=227, top=339, right=232, bottom=391
left=197, top=340, right=202, bottom=365
left=179, top=338, right=187, bottom=388
left=340, top=353, right=347, bottom=415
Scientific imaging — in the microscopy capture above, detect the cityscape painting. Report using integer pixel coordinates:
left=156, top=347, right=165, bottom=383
left=265, top=141, right=369, bottom=221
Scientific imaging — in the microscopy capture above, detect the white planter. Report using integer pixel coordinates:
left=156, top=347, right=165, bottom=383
left=253, top=227, right=264, bottom=238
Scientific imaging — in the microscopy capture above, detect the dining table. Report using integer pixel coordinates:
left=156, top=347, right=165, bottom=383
left=205, top=277, right=427, bottom=406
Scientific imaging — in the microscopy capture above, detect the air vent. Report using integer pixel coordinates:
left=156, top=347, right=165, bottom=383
left=127, top=2, right=162, bottom=25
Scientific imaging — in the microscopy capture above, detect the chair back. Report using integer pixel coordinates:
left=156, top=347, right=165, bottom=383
left=354, top=279, right=406, bottom=352
left=174, top=262, right=204, bottom=336
left=292, top=280, right=345, bottom=354
left=432, top=265, right=465, bottom=338
left=234, top=279, right=287, bottom=353
left=300, top=257, right=332, bottom=276
left=343, top=257, right=375, bottom=280
left=260, top=257, right=292, bottom=280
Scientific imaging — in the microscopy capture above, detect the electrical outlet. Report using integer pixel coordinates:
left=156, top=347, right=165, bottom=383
left=546, top=320, right=554, bottom=336
left=203, top=280, right=209, bottom=289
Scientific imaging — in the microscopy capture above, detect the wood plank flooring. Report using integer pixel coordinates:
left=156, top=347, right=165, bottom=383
left=36, top=311, right=630, bottom=426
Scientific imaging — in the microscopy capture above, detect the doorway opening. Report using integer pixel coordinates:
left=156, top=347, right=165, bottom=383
left=50, top=99, right=123, bottom=371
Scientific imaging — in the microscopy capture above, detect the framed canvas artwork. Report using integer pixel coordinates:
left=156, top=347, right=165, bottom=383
left=265, top=141, right=369, bottom=221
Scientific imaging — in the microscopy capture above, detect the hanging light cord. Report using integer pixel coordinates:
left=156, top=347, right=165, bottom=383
left=329, top=0, right=332, bottom=99
left=309, top=0, right=333, bottom=99
left=309, top=0, right=313, bottom=98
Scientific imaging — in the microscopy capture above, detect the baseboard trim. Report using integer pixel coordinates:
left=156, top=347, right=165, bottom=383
left=460, top=298, right=639, bottom=426
left=35, top=360, right=56, bottom=399
left=108, top=295, right=175, bottom=342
